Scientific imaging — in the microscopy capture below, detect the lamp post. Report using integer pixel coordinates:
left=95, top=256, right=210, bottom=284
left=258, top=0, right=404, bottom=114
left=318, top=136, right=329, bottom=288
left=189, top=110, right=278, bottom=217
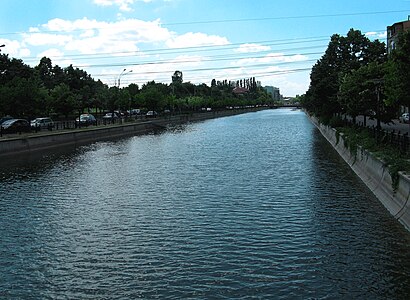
left=371, top=78, right=384, bottom=131
left=0, top=44, right=5, bottom=52
left=117, top=69, right=132, bottom=88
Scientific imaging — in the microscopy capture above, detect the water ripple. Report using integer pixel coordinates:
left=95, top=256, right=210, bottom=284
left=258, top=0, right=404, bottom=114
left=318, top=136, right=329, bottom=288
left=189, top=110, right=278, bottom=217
left=1, top=109, right=410, bottom=299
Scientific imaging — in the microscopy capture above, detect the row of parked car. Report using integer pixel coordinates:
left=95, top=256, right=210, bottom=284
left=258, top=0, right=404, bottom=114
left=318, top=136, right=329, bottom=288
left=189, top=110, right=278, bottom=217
left=0, top=116, right=54, bottom=134
left=0, top=110, right=161, bottom=134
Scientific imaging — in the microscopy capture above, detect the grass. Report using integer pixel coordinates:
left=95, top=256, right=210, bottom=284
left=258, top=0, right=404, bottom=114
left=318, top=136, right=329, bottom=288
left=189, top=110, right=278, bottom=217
left=335, top=125, right=410, bottom=190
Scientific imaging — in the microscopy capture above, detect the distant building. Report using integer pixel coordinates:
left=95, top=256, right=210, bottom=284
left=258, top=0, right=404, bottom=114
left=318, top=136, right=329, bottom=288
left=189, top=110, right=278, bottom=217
left=232, top=87, right=249, bottom=95
left=264, top=86, right=281, bottom=101
left=387, top=17, right=410, bottom=54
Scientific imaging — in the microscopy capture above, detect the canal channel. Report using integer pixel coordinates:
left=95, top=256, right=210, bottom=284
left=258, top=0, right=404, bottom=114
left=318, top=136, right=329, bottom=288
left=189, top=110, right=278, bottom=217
left=0, top=108, right=409, bottom=299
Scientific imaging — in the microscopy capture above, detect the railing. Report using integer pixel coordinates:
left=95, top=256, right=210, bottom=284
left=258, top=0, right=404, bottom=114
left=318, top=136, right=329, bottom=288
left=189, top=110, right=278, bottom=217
left=345, top=118, right=410, bottom=155
left=0, top=116, right=144, bottom=138
left=367, top=126, right=409, bottom=155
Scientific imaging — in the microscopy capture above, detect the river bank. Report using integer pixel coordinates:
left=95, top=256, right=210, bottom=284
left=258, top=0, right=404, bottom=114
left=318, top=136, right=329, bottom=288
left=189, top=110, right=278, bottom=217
left=0, top=108, right=262, bottom=158
left=309, top=114, right=410, bottom=232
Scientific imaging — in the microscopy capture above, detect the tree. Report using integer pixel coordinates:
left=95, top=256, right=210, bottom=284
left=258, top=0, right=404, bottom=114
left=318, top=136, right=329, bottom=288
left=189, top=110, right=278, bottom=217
left=305, top=28, right=387, bottom=119
left=172, top=70, right=183, bottom=85
left=50, top=84, right=77, bottom=117
left=35, top=57, right=54, bottom=89
left=338, top=62, right=389, bottom=126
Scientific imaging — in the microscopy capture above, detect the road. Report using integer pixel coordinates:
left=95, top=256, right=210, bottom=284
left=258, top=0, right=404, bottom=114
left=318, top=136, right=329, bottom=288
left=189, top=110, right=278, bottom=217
left=354, top=116, right=410, bottom=135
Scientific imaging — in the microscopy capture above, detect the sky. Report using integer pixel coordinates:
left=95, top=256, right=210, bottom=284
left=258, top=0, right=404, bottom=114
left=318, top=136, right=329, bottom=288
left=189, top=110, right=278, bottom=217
left=0, top=0, right=409, bottom=96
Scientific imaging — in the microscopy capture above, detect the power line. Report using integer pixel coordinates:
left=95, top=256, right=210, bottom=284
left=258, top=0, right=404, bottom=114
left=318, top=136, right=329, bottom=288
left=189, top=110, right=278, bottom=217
left=162, top=10, right=410, bottom=25
left=0, top=9, right=406, bottom=37
left=75, top=51, right=322, bottom=70
left=93, top=58, right=318, bottom=78
left=20, top=36, right=331, bottom=62
left=117, top=67, right=313, bottom=86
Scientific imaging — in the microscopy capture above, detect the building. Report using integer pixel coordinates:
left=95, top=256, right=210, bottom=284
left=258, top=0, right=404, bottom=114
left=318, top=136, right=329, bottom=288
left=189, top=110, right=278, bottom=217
left=387, top=17, right=410, bottom=54
left=232, top=87, right=249, bottom=95
left=387, top=18, right=410, bottom=114
left=264, top=86, right=281, bottom=101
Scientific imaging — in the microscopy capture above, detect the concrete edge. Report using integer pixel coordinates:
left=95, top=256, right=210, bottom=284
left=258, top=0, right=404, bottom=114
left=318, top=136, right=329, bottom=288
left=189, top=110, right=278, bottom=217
left=0, top=108, right=262, bottom=158
left=308, top=114, right=410, bottom=232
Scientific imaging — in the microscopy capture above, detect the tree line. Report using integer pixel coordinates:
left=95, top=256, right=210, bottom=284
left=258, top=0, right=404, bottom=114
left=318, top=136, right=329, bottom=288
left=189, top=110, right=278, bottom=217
left=0, top=54, right=271, bottom=120
left=301, top=28, right=410, bottom=127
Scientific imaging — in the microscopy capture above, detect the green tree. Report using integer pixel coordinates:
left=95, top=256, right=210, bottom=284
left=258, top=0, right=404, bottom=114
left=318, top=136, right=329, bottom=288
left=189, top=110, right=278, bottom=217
left=172, top=70, right=183, bottom=85
left=50, top=83, right=77, bottom=117
left=339, top=62, right=388, bottom=126
left=305, top=29, right=386, bottom=119
left=35, top=57, right=54, bottom=89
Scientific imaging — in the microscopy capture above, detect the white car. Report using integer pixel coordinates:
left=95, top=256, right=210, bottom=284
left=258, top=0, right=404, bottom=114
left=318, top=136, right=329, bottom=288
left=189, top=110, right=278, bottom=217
left=102, top=112, right=120, bottom=119
left=31, top=117, right=54, bottom=129
left=146, top=111, right=158, bottom=118
left=399, top=113, right=409, bottom=124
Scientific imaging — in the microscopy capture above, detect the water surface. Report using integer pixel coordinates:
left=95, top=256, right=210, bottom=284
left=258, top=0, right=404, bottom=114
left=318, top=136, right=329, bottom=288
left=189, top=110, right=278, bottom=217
left=1, top=109, right=409, bottom=299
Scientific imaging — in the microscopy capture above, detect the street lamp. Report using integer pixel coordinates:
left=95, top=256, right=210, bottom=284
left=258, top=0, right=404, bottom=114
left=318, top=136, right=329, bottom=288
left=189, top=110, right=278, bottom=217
left=117, top=68, right=132, bottom=88
left=0, top=44, right=5, bottom=52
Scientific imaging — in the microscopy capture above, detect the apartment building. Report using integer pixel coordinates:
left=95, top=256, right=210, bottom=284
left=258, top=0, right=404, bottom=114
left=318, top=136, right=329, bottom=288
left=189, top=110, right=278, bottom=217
left=387, top=17, right=410, bottom=54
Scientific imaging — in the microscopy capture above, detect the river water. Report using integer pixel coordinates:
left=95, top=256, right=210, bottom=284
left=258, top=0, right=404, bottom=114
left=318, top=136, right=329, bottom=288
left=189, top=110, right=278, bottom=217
left=1, top=109, right=409, bottom=299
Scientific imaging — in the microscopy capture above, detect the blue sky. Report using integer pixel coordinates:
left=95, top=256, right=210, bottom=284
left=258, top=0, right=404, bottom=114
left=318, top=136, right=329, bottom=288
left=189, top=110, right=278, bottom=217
left=0, top=0, right=409, bottom=96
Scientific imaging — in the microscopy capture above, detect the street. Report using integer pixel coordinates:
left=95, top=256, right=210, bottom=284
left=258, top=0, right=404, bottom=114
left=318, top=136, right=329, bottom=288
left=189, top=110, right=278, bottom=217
left=354, top=116, right=410, bottom=135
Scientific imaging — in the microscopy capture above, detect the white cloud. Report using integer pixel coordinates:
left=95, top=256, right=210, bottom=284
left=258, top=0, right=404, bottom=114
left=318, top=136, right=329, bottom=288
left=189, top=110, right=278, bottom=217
left=23, top=33, right=73, bottom=47
left=235, top=43, right=271, bottom=53
left=93, top=0, right=153, bottom=12
left=233, top=52, right=308, bottom=66
left=22, top=17, right=172, bottom=55
left=37, top=48, right=74, bottom=66
left=0, top=39, right=31, bottom=58
left=166, top=32, right=229, bottom=48
left=365, top=31, right=387, bottom=39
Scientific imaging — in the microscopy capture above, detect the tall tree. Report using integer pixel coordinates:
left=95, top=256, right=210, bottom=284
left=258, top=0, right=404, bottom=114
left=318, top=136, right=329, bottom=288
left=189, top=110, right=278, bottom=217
left=172, top=70, right=183, bottom=85
left=338, top=62, right=390, bottom=126
left=35, top=57, right=54, bottom=89
left=305, top=28, right=386, bottom=118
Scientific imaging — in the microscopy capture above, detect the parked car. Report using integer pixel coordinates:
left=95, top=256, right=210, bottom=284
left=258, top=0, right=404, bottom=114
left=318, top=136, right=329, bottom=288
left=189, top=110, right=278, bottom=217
left=102, top=112, right=120, bottom=120
left=0, top=115, right=13, bottom=125
left=399, top=113, right=409, bottom=124
left=128, top=109, right=141, bottom=115
left=31, top=117, right=54, bottom=130
left=0, top=119, right=31, bottom=133
left=76, top=114, right=96, bottom=126
left=146, top=111, right=158, bottom=118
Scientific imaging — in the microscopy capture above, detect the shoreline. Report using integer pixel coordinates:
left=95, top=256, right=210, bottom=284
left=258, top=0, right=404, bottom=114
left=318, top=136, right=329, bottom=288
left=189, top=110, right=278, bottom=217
left=308, top=114, right=410, bottom=232
left=0, top=108, right=262, bottom=159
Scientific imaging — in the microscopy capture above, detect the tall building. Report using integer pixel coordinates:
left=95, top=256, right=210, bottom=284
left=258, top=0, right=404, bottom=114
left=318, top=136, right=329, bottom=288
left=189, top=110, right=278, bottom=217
left=387, top=17, right=410, bottom=54
left=264, top=86, right=281, bottom=101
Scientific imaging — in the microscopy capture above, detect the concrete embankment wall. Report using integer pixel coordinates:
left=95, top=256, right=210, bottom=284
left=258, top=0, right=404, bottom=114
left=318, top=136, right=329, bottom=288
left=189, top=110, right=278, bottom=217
left=309, top=116, right=410, bottom=232
left=0, top=108, right=259, bottom=158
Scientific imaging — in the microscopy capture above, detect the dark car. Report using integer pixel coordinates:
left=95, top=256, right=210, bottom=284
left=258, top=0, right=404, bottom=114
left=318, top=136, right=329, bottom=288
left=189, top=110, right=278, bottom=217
left=1, top=119, right=31, bottom=133
left=76, top=114, right=97, bottom=126
left=0, top=115, right=13, bottom=125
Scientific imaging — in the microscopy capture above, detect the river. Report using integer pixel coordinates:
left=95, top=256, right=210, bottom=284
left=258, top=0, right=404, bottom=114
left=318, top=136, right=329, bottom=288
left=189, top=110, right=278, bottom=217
left=1, top=109, right=409, bottom=299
